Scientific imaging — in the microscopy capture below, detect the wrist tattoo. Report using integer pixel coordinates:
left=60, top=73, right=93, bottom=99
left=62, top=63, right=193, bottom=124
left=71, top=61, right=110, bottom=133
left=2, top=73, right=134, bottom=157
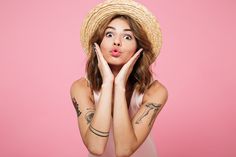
left=89, top=125, right=109, bottom=137
left=135, top=103, right=162, bottom=126
left=72, top=97, right=82, bottom=117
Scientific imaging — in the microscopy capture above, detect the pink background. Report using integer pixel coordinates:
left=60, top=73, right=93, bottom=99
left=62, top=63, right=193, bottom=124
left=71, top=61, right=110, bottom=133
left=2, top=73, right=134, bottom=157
left=0, top=0, right=235, bottom=156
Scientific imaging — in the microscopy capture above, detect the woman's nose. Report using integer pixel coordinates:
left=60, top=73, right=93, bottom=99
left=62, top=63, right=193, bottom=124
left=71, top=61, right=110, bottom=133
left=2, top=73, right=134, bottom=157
left=113, top=37, right=121, bottom=46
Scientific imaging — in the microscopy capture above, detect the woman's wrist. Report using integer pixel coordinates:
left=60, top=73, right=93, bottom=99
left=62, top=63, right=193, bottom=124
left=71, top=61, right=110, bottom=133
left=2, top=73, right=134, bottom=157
left=103, top=76, right=114, bottom=83
left=114, top=83, right=126, bottom=92
left=102, top=79, right=114, bottom=88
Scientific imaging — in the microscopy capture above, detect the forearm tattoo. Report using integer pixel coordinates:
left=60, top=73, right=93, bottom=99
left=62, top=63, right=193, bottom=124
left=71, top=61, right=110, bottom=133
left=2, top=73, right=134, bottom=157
left=85, top=108, right=95, bottom=124
left=72, top=97, right=82, bottom=117
left=89, top=124, right=109, bottom=137
left=135, top=103, right=162, bottom=126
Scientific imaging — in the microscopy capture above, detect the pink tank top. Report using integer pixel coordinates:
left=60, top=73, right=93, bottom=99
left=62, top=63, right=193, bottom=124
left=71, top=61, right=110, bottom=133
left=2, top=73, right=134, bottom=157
left=88, top=83, right=158, bottom=157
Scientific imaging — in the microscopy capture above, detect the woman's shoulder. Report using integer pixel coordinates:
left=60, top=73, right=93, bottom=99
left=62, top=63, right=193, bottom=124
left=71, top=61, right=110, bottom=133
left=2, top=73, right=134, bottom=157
left=142, top=79, right=168, bottom=104
left=70, top=77, right=93, bottom=97
left=148, top=80, right=168, bottom=91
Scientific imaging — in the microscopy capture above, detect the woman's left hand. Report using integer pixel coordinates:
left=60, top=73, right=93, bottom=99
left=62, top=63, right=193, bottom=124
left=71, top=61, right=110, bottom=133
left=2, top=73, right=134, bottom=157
left=114, top=48, right=143, bottom=88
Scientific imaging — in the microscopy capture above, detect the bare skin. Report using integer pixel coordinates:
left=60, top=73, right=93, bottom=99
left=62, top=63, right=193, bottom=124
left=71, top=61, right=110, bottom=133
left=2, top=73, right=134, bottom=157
left=70, top=18, right=168, bottom=156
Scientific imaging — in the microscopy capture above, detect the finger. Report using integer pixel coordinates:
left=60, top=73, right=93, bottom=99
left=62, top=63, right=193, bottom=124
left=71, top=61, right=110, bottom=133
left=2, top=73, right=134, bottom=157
left=93, top=43, right=99, bottom=58
left=93, top=43, right=100, bottom=61
left=94, top=43, right=106, bottom=63
left=127, top=48, right=143, bottom=66
left=132, top=48, right=143, bottom=61
left=135, top=48, right=143, bottom=58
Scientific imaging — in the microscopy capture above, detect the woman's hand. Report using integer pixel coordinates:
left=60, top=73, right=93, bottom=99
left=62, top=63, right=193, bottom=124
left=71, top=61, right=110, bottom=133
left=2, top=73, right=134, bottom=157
left=94, top=43, right=114, bottom=84
left=114, top=48, right=143, bottom=88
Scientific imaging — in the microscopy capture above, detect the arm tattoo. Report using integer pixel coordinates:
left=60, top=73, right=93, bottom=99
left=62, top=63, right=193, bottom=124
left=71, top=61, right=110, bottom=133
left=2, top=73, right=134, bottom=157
left=135, top=103, right=162, bottom=126
left=85, top=108, right=109, bottom=137
left=89, top=124, right=109, bottom=137
left=85, top=108, right=95, bottom=124
left=71, top=97, right=82, bottom=117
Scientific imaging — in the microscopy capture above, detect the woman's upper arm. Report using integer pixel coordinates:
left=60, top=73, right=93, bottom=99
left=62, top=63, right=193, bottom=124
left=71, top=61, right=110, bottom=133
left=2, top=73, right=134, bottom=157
left=131, top=80, right=168, bottom=149
left=70, top=77, right=96, bottom=145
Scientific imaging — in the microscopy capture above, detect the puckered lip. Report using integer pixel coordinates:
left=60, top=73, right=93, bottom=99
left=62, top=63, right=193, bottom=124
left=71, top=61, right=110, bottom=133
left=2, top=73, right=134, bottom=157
left=110, top=48, right=121, bottom=57
left=110, top=48, right=121, bottom=54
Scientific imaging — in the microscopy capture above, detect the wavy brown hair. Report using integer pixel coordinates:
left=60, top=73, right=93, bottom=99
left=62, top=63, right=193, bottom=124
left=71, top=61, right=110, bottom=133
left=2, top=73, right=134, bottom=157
left=86, top=14, right=155, bottom=94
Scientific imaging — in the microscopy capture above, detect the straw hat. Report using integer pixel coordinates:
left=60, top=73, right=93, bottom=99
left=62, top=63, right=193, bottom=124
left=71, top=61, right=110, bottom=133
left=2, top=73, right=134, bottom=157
left=80, top=0, right=162, bottom=63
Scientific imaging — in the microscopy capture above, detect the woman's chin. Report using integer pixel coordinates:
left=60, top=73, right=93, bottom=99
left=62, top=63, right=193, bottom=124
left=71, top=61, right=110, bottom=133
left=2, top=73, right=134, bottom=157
left=107, top=61, right=125, bottom=67
left=107, top=58, right=126, bottom=66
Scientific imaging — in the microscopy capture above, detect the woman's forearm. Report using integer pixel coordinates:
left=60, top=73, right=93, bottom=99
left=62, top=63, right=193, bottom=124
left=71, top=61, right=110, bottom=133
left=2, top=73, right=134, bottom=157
left=113, top=85, right=138, bottom=156
left=85, top=81, right=113, bottom=155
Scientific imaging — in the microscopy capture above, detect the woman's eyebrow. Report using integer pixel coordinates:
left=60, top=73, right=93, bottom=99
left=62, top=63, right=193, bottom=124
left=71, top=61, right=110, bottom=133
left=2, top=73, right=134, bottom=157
left=106, top=26, right=132, bottom=32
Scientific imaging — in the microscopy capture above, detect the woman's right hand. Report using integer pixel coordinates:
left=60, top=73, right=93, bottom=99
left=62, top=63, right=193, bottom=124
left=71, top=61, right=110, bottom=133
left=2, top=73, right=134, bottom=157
left=94, top=43, right=114, bottom=84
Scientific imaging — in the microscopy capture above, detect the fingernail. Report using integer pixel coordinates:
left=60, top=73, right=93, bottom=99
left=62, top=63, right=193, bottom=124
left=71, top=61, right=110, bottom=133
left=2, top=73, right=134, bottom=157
left=139, top=49, right=143, bottom=54
left=93, top=44, right=96, bottom=52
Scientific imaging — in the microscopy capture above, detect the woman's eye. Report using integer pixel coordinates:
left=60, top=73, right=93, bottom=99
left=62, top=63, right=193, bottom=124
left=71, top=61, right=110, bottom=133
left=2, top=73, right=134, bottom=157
left=105, top=32, right=113, bottom=37
left=124, top=35, right=132, bottom=40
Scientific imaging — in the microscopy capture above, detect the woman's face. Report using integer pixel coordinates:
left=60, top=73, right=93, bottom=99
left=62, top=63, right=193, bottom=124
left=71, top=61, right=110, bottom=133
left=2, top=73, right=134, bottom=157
left=100, top=18, right=137, bottom=66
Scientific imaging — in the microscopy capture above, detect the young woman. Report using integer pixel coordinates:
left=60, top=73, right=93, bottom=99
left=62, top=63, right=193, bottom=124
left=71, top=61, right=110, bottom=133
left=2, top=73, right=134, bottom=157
left=70, top=1, right=168, bottom=157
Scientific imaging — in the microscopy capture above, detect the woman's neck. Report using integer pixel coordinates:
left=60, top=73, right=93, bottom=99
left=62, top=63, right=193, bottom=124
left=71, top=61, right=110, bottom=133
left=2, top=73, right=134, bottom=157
left=109, top=65, right=122, bottom=77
